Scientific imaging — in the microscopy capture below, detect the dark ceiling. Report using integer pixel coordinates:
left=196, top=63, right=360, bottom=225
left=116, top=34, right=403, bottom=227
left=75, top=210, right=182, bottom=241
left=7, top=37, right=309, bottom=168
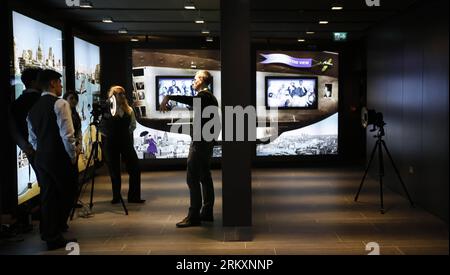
left=14, top=0, right=423, bottom=43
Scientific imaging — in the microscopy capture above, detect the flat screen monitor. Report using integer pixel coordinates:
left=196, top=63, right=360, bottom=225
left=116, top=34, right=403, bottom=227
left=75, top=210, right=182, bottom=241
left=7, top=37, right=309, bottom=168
left=155, top=76, right=213, bottom=110
left=265, top=76, right=318, bottom=110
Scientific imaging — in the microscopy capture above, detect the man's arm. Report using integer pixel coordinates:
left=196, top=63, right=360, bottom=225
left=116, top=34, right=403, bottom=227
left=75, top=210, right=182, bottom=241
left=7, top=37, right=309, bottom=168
left=26, top=115, right=37, bottom=151
left=9, top=104, right=34, bottom=154
left=168, top=95, right=194, bottom=106
left=54, top=99, right=77, bottom=162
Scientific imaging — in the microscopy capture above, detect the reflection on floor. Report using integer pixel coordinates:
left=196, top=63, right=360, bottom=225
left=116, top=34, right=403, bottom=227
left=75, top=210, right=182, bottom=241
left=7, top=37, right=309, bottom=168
left=1, top=167, right=448, bottom=255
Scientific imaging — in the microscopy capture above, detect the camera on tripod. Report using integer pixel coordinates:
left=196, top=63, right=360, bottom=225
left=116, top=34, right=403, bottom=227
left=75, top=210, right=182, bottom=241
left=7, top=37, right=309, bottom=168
left=361, top=107, right=386, bottom=134
left=355, top=106, right=414, bottom=213
left=70, top=92, right=128, bottom=219
left=91, top=94, right=117, bottom=124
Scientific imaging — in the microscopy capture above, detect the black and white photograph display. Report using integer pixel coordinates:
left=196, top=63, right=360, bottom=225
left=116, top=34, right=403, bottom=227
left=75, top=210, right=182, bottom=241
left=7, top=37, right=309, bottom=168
left=12, top=11, right=63, bottom=204
left=256, top=50, right=339, bottom=156
left=131, top=49, right=221, bottom=159
left=155, top=76, right=196, bottom=110
left=265, top=76, right=318, bottom=109
left=74, top=36, right=101, bottom=172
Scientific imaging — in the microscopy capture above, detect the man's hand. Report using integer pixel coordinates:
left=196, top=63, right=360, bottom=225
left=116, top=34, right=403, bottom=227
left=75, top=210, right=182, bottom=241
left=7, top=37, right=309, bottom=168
left=159, top=95, right=171, bottom=112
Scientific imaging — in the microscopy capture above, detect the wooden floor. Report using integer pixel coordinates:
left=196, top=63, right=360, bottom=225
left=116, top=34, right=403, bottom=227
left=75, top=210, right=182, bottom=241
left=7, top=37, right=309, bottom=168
left=1, top=167, right=448, bottom=255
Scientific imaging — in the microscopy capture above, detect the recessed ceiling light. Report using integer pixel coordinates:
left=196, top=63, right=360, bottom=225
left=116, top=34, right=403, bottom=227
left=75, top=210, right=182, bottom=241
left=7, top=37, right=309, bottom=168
left=80, top=1, right=93, bottom=8
left=306, top=31, right=315, bottom=35
left=195, top=19, right=205, bottom=24
left=118, top=28, right=128, bottom=34
left=102, top=17, right=113, bottom=23
left=319, top=21, right=329, bottom=24
left=206, top=37, right=213, bottom=42
left=130, top=37, right=139, bottom=42
left=201, top=30, right=210, bottom=34
left=297, top=38, right=306, bottom=42
left=184, top=0, right=196, bottom=9
left=332, top=6, right=343, bottom=10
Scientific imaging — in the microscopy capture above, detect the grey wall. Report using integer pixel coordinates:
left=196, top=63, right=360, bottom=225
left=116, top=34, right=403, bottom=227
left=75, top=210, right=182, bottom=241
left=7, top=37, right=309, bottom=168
left=367, top=0, right=449, bottom=222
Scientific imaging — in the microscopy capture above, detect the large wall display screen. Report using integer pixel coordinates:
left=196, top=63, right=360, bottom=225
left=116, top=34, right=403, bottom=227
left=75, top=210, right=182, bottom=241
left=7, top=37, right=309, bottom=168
left=74, top=36, right=101, bottom=172
left=256, top=51, right=339, bottom=156
left=12, top=11, right=64, bottom=204
left=131, top=49, right=221, bottom=159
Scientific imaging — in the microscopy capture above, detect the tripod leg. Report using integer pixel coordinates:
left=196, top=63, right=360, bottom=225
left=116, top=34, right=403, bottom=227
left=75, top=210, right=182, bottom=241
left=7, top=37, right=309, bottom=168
left=89, top=142, right=98, bottom=210
left=378, top=140, right=385, bottom=214
left=70, top=141, right=96, bottom=220
left=355, top=140, right=378, bottom=201
left=119, top=195, right=129, bottom=216
left=381, top=141, right=415, bottom=207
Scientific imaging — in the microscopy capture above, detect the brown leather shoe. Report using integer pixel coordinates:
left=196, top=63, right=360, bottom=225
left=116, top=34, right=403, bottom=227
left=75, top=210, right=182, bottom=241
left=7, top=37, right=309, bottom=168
left=176, top=216, right=201, bottom=228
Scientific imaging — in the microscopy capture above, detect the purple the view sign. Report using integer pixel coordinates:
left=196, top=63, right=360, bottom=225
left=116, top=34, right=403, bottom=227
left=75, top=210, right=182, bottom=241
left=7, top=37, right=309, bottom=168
left=260, top=54, right=312, bottom=68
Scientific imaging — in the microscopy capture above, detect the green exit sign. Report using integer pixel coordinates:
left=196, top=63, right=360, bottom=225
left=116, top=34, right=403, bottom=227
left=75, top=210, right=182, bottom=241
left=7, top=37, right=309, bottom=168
left=333, top=32, right=348, bottom=41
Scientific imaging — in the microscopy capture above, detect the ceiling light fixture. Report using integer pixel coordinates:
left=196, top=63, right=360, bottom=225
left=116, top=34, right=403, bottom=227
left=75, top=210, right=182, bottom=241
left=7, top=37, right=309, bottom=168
left=319, top=21, right=329, bottom=24
left=184, top=0, right=196, bottom=10
left=79, top=1, right=93, bottom=8
left=102, top=17, right=113, bottom=23
left=331, top=6, right=343, bottom=10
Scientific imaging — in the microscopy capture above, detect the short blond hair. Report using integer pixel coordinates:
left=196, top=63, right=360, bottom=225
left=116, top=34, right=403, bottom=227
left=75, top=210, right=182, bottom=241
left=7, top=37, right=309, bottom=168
left=196, top=70, right=212, bottom=86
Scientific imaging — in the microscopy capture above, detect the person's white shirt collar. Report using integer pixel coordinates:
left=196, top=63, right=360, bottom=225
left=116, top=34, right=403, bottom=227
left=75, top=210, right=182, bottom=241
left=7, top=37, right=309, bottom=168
left=41, top=91, right=58, bottom=97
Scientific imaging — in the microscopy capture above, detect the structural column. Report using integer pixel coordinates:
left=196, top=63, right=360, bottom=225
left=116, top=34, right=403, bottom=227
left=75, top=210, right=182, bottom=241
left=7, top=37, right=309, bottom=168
left=220, top=0, right=252, bottom=239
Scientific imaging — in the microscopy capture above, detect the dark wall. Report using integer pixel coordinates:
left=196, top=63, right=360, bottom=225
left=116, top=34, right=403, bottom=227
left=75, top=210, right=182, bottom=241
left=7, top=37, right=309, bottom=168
left=366, top=0, right=449, bottom=222
left=1, top=0, right=16, bottom=215
left=100, top=43, right=133, bottom=99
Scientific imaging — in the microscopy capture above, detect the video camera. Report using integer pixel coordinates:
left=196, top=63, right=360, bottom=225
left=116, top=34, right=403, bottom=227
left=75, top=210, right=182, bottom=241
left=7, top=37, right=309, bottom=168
left=91, top=94, right=117, bottom=123
left=361, top=107, right=386, bottom=135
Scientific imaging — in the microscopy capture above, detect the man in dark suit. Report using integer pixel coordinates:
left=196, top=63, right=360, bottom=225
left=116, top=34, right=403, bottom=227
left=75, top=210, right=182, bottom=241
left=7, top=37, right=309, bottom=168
left=160, top=70, right=220, bottom=228
left=27, top=69, right=79, bottom=250
left=9, top=68, right=43, bottom=181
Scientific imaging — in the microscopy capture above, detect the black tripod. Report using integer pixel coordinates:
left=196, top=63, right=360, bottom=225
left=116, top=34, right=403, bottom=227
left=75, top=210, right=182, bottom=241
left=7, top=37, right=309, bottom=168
left=354, top=125, right=414, bottom=214
left=70, top=122, right=128, bottom=220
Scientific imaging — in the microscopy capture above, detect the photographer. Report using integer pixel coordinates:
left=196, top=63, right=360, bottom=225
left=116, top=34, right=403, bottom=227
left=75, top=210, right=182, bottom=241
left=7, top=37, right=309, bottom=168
left=101, top=86, right=144, bottom=204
